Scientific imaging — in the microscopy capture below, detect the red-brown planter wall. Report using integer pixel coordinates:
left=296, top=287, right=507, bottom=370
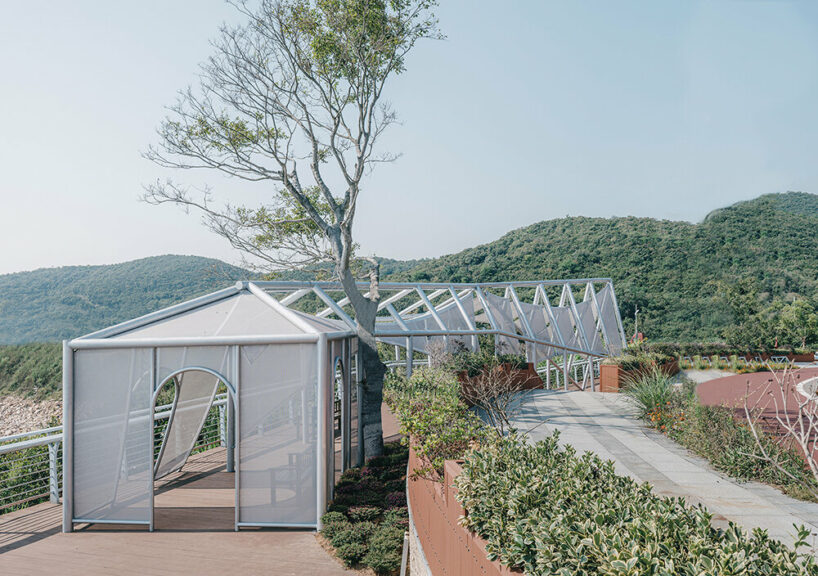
left=599, top=360, right=679, bottom=393
left=407, top=445, right=519, bottom=576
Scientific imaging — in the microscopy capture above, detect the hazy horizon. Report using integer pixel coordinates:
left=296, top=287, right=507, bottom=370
left=2, top=1, right=816, bottom=275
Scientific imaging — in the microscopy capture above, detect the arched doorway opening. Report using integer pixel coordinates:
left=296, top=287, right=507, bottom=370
left=152, top=368, right=236, bottom=531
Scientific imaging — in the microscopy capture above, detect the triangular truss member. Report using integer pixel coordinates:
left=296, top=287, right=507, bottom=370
left=252, top=279, right=627, bottom=366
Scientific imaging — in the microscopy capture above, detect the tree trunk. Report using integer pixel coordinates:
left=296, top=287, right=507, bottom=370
left=339, top=267, right=386, bottom=461
left=358, top=326, right=386, bottom=460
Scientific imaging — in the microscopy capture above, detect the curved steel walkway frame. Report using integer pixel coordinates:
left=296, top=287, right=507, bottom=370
left=253, top=278, right=627, bottom=387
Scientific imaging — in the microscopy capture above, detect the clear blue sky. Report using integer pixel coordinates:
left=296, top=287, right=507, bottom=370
left=1, top=1, right=816, bottom=275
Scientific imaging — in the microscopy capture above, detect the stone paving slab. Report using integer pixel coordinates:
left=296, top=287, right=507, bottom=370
left=512, top=390, right=818, bottom=550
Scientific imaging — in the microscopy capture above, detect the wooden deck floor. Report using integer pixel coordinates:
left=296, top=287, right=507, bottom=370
left=0, top=404, right=402, bottom=575
left=0, top=449, right=353, bottom=576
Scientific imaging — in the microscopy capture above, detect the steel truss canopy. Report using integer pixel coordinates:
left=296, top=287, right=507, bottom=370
left=60, top=277, right=626, bottom=534
left=252, top=278, right=628, bottom=360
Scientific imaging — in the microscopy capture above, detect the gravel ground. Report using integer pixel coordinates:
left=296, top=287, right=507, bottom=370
left=0, top=395, right=62, bottom=437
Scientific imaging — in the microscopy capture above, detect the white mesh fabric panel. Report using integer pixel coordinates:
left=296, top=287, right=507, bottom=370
left=585, top=290, right=606, bottom=354
left=597, top=284, right=624, bottom=355
left=73, top=348, right=152, bottom=523
left=239, top=343, right=317, bottom=525
left=551, top=307, right=578, bottom=352
left=575, top=300, right=598, bottom=353
left=156, top=346, right=231, bottom=387
left=155, top=370, right=220, bottom=479
left=482, top=292, right=521, bottom=355
left=437, top=296, right=477, bottom=353
left=519, top=301, right=552, bottom=364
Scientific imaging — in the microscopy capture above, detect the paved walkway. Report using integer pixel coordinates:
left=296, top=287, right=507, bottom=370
left=512, top=390, right=818, bottom=550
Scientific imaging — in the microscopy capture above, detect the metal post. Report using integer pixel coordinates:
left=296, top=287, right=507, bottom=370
left=218, top=403, right=226, bottom=447
left=563, top=354, right=568, bottom=391
left=406, top=337, right=414, bottom=379
left=149, top=347, right=156, bottom=532
left=226, top=394, right=235, bottom=473
left=545, top=358, right=551, bottom=389
left=317, top=334, right=328, bottom=530
left=61, top=341, right=73, bottom=533
left=232, top=345, right=240, bottom=530
left=48, top=441, right=59, bottom=503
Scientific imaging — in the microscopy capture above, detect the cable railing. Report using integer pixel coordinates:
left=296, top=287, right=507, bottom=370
left=537, top=356, right=603, bottom=390
left=0, top=393, right=229, bottom=515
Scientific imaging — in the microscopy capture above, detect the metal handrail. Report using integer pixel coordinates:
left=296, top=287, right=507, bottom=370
left=0, top=393, right=229, bottom=514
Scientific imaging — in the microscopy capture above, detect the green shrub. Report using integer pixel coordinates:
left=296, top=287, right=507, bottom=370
left=448, top=345, right=527, bottom=377
left=347, top=505, right=381, bottom=523
left=363, top=524, right=405, bottom=574
left=382, top=507, right=409, bottom=530
left=455, top=433, right=818, bottom=575
left=334, top=541, right=368, bottom=567
left=320, top=516, right=351, bottom=540
left=320, top=511, right=347, bottom=525
left=324, top=440, right=409, bottom=572
left=622, top=367, right=678, bottom=419
left=384, top=366, right=486, bottom=478
left=330, top=520, right=376, bottom=547
left=327, top=502, right=349, bottom=515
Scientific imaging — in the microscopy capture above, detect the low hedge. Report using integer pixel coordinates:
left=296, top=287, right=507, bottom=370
left=602, top=351, right=675, bottom=371
left=455, top=433, right=818, bottom=576
left=632, top=341, right=812, bottom=358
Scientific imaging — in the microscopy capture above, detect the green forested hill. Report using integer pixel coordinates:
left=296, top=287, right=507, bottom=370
left=2, top=193, right=818, bottom=349
left=0, top=255, right=248, bottom=344
left=393, top=192, right=818, bottom=344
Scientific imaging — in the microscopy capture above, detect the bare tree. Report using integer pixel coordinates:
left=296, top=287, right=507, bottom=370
left=742, top=364, right=818, bottom=499
left=461, top=358, right=531, bottom=437
left=143, top=0, right=440, bottom=459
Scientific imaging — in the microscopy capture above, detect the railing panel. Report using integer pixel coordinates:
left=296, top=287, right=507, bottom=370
left=0, top=394, right=228, bottom=515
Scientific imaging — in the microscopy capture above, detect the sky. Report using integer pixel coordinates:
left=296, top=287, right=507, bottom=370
left=1, top=1, right=817, bottom=275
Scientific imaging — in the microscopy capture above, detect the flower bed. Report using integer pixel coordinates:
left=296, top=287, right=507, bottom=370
left=624, top=370, right=818, bottom=501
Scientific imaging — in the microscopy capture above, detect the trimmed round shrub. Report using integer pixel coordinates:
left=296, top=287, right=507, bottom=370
left=385, top=491, right=406, bottom=509
left=347, top=505, right=381, bottom=523
left=383, top=479, right=405, bottom=493
left=377, top=466, right=405, bottom=482
left=363, top=524, right=405, bottom=574
left=335, top=542, right=368, bottom=567
left=340, top=467, right=362, bottom=481
left=332, top=489, right=385, bottom=508
left=320, top=517, right=351, bottom=541
left=320, top=511, right=348, bottom=525
left=382, top=507, right=409, bottom=530
left=327, top=502, right=349, bottom=515
left=330, top=520, right=376, bottom=549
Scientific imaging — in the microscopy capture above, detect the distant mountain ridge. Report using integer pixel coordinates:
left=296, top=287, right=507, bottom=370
left=390, top=192, right=818, bottom=341
left=1, top=192, right=817, bottom=345
left=0, top=255, right=249, bottom=344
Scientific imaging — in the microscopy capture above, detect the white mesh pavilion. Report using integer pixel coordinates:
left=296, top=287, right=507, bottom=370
left=62, top=282, right=357, bottom=533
